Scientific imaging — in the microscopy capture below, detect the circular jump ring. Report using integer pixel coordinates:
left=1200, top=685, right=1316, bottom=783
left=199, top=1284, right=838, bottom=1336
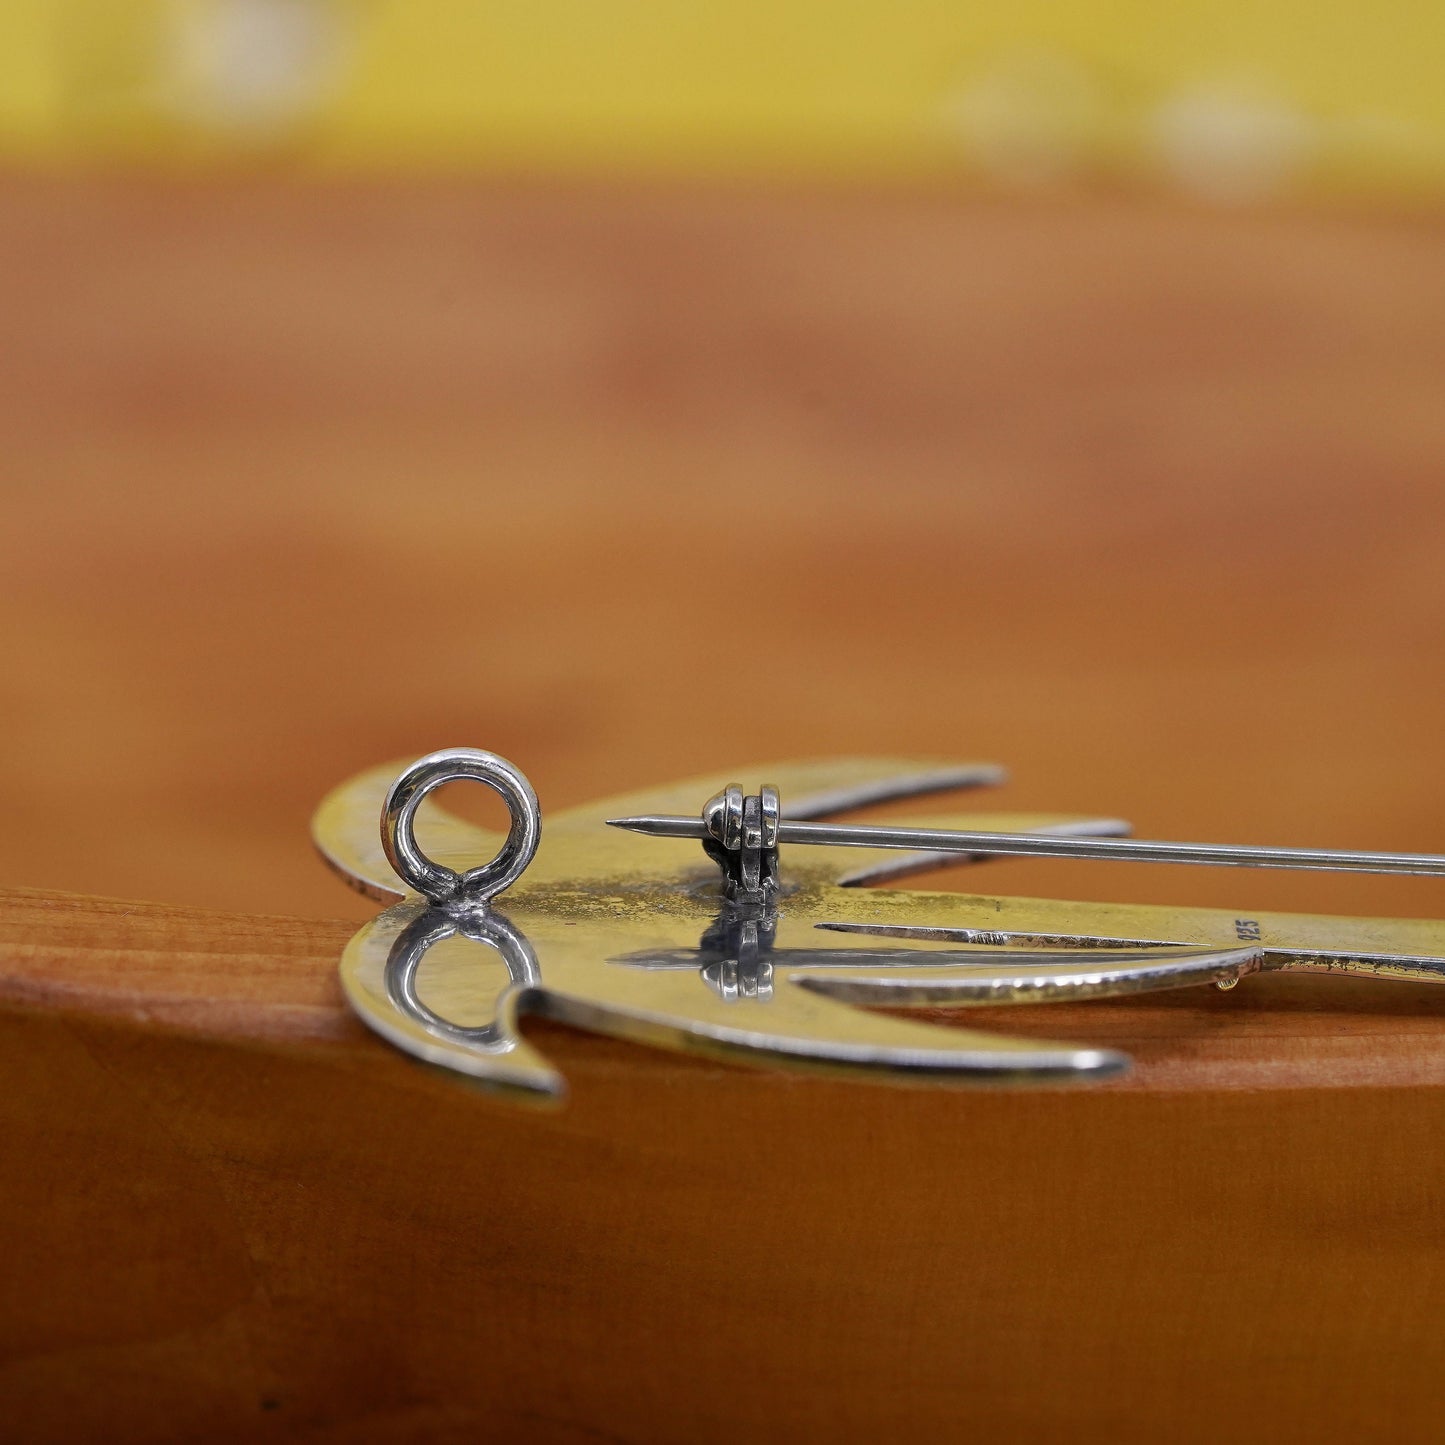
left=381, top=748, right=541, bottom=906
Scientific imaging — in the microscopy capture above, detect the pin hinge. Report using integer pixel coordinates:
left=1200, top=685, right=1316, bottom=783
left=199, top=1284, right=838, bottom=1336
left=702, top=784, right=781, bottom=897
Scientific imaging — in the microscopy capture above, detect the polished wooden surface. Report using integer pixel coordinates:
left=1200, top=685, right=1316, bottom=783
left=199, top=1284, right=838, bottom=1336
left=3, top=177, right=1445, bottom=1440
left=5, top=886, right=1445, bottom=1442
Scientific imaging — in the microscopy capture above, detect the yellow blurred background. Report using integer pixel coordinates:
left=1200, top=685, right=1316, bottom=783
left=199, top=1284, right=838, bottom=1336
left=4, top=0, right=1445, bottom=197
left=4, top=13, right=1445, bottom=1438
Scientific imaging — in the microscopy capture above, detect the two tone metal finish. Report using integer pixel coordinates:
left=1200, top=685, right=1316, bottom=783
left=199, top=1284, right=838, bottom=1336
left=315, top=748, right=1445, bottom=1103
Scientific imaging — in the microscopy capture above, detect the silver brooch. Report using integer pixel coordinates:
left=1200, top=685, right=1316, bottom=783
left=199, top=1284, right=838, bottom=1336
left=315, top=748, right=1445, bottom=1101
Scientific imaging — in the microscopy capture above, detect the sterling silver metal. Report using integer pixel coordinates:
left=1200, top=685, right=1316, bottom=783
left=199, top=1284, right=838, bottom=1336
left=317, top=748, right=1445, bottom=1104
left=611, top=806, right=1445, bottom=878
left=321, top=749, right=1216, bottom=1098
left=382, top=748, right=540, bottom=905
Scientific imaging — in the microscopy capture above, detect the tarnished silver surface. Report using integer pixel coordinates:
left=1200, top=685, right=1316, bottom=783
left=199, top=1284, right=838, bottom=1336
left=620, top=782, right=1445, bottom=978
left=342, top=897, right=1162, bottom=1100
left=322, top=751, right=1219, bottom=1097
left=319, top=750, right=1445, bottom=1102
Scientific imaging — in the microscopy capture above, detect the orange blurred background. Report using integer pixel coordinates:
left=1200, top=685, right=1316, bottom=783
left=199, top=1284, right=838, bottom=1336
left=2, top=2, right=1445, bottom=926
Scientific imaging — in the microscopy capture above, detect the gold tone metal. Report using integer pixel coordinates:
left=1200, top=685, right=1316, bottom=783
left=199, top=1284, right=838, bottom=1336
left=315, top=755, right=1445, bottom=1101
left=315, top=758, right=1225, bottom=1096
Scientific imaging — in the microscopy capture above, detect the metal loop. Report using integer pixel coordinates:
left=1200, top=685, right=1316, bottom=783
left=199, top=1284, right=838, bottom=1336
left=381, top=748, right=541, bottom=906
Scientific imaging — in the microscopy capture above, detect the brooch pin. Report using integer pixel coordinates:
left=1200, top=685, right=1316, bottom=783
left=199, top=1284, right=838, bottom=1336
left=314, top=748, right=1445, bottom=1101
